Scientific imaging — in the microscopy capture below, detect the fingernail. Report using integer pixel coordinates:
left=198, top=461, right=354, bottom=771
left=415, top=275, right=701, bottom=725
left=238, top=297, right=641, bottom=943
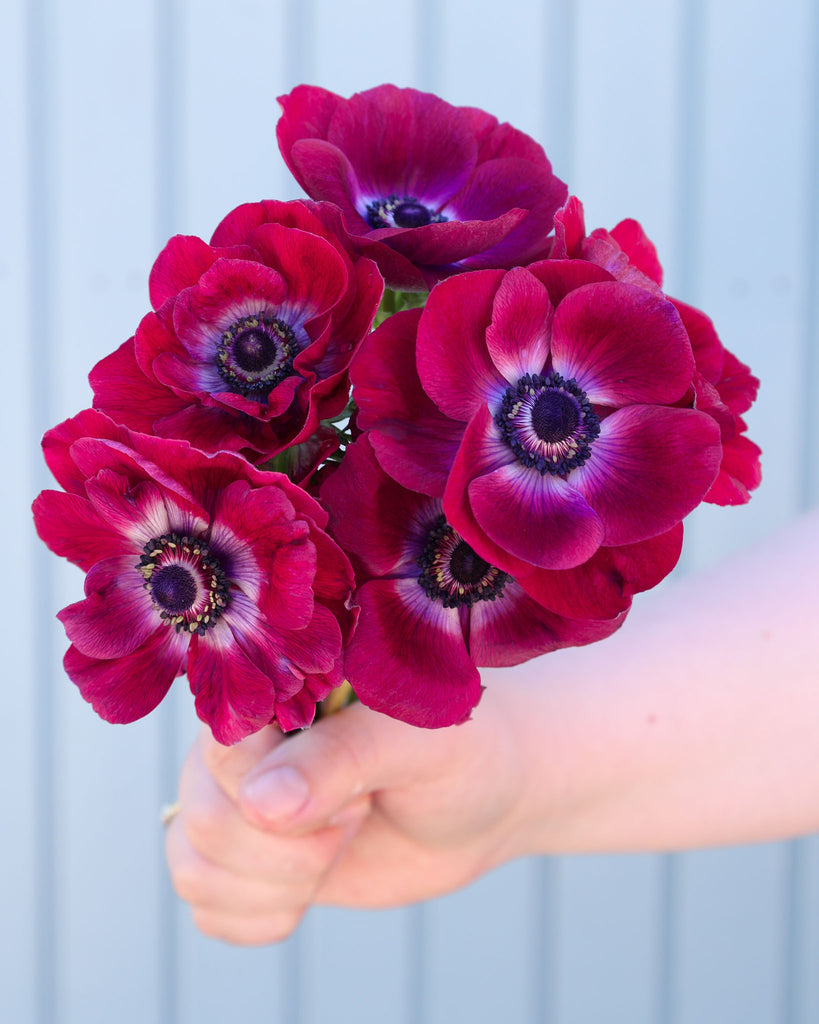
left=242, top=765, right=310, bottom=822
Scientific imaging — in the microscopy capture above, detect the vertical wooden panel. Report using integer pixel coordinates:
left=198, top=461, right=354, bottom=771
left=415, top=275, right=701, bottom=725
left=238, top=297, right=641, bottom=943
left=437, top=0, right=550, bottom=146
left=176, top=922, right=286, bottom=1023
left=553, top=855, right=665, bottom=1024
left=46, top=3, right=167, bottom=1022
left=572, top=0, right=684, bottom=279
left=799, top=0, right=819, bottom=508
left=422, top=860, right=540, bottom=1024
left=177, top=0, right=297, bottom=233
left=301, top=906, right=417, bottom=1024
left=668, top=7, right=815, bottom=1021
left=541, top=0, right=578, bottom=186
left=312, top=0, right=417, bottom=97
left=673, top=845, right=790, bottom=1024
left=683, top=0, right=814, bottom=566
left=2, top=0, right=39, bottom=1020
left=791, top=837, right=819, bottom=1024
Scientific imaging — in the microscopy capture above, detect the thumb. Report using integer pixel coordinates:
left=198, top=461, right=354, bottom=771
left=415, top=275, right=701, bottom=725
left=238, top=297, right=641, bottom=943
left=237, top=700, right=458, bottom=833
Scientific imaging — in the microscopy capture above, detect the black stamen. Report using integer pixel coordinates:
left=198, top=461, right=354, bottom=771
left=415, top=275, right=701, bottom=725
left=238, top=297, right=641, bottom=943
left=495, top=371, right=600, bottom=476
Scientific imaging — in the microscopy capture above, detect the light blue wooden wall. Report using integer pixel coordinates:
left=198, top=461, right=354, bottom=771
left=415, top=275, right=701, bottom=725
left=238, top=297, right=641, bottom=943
left=2, top=1, right=817, bottom=1022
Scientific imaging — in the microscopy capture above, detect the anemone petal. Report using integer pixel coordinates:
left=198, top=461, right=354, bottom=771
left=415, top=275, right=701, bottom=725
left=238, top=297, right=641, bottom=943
left=485, top=267, right=553, bottom=384
left=416, top=270, right=507, bottom=420
left=343, top=578, right=481, bottom=728
left=33, top=490, right=124, bottom=571
left=188, top=626, right=281, bottom=745
left=518, top=523, right=683, bottom=620
left=571, top=405, right=722, bottom=545
left=58, top=555, right=157, bottom=659
left=550, top=283, right=694, bottom=405
left=64, top=627, right=187, bottom=724
left=468, top=459, right=604, bottom=570
left=469, top=579, right=624, bottom=666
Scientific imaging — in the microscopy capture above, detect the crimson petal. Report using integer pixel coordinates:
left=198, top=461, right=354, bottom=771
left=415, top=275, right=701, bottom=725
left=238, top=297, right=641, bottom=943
left=519, top=524, right=683, bottom=620
left=469, top=581, right=625, bottom=667
left=609, top=219, right=664, bottom=287
left=326, top=84, right=476, bottom=204
left=375, top=210, right=529, bottom=267
left=550, top=283, right=694, bottom=406
left=443, top=406, right=549, bottom=577
left=571, top=405, right=722, bottom=545
left=58, top=554, right=157, bottom=659
left=321, top=434, right=434, bottom=578
left=344, top=578, right=481, bottom=728
left=64, top=627, right=187, bottom=725
left=484, top=267, right=553, bottom=384
left=353, top=309, right=462, bottom=496
left=188, top=627, right=281, bottom=745
left=416, top=270, right=507, bottom=421
left=705, top=434, right=762, bottom=505
left=41, top=410, right=132, bottom=496
left=91, top=338, right=186, bottom=434
left=468, top=458, right=604, bottom=571
left=33, top=490, right=124, bottom=572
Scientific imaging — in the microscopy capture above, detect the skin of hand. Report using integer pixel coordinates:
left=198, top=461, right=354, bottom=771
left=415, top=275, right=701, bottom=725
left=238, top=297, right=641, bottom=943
left=164, top=686, right=539, bottom=945
left=165, top=507, right=819, bottom=946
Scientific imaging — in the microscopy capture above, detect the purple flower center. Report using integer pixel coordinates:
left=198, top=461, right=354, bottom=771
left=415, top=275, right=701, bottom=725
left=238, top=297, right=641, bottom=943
left=216, top=313, right=298, bottom=398
left=417, top=516, right=510, bottom=608
left=495, top=371, right=600, bottom=476
left=364, top=194, right=449, bottom=230
left=137, top=532, right=230, bottom=635
left=151, top=564, right=197, bottom=614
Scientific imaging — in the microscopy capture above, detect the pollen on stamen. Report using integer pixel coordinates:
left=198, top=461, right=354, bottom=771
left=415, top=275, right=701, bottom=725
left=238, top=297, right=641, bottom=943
left=417, top=515, right=510, bottom=609
left=137, top=531, right=231, bottom=635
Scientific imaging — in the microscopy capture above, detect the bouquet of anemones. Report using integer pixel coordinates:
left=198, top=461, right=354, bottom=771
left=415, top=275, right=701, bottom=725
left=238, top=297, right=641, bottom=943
left=32, top=84, right=761, bottom=743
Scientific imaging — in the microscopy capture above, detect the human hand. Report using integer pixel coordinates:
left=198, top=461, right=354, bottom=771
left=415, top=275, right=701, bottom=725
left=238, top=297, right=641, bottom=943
left=165, top=688, right=534, bottom=945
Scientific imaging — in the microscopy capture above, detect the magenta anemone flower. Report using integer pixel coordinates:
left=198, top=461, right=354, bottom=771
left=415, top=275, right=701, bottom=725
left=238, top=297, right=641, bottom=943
left=320, top=435, right=626, bottom=728
left=671, top=299, right=761, bottom=504
left=552, top=197, right=761, bottom=505
left=550, top=196, right=665, bottom=294
left=32, top=410, right=356, bottom=742
left=90, top=200, right=383, bottom=466
left=276, top=84, right=568, bottom=287
left=353, top=267, right=722, bottom=574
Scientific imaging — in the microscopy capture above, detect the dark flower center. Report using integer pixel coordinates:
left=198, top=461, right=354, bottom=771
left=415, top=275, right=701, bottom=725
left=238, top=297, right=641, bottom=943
left=531, top=390, right=580, bottom=441
left=137, top=532, right=231, bottom=635
left=365, top=194, right=449, bottom=230
left=150, top=564, right=197, bottom=614
left=495, top=371, right=600, bottom=476
left=216, top=313, right=298, bottom=398
left=417, top=516, right=510, bottom=608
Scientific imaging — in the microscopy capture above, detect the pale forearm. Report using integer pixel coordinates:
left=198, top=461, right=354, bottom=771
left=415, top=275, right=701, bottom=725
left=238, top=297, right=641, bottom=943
left=488, top=509, right=819, bottom=855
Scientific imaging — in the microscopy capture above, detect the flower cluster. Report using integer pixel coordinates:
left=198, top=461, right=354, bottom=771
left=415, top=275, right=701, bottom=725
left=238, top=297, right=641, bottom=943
left=33, top=83, right=760, bottom=740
